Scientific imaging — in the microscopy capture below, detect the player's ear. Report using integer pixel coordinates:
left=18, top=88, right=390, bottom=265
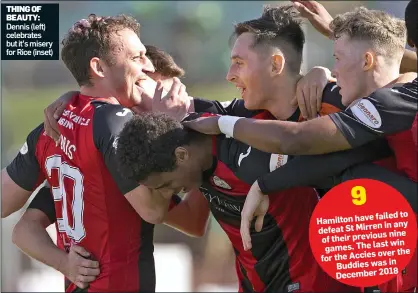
left=363, top=51, right=375, bottom=72
left=270, top=54, right=285, bottom=77
left=174, top=147, right=189, bottom=165
left=90, top=57, right=106, bottom=78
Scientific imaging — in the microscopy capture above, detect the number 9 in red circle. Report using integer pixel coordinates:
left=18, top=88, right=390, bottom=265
left=309, top=179, right=417, bottom=288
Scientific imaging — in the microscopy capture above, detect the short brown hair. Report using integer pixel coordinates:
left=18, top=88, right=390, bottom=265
left=233, top=4, right=304, bottom=74
left=145, top=45, right=185, bottom=78
left=330, top=7, right=406, bottom=61
left=61, top=14, right=140, bottom=86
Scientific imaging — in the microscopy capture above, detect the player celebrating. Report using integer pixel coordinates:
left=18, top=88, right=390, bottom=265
left=184, top=7, right=416, bottom=180
left=183, top=5, right=417, bottom=293
left=1, top=15, right=210, bottom=292
left=115, top=112, right=359, bottom=293
left=9, top=44, right=209, bottom=291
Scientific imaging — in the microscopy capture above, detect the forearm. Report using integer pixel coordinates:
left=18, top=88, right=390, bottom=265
left=165, top=190, right=210, bottom=237
left=230, top=119, right=301, bottom=154
left=340, top=164, right=418, bottom=213
left=258, top=139, right=392, bottom=194
left=232, top=116, right=348, bottom=155
left=125, top=185, right=171, bottom=224
left=1, top=169, right=32, bottom=218
left=12, top=219, right=68, bottom=274
left=400, top=49, right=417, bottom=74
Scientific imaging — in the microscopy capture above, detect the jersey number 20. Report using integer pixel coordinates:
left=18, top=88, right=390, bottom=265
left=45, top=155, right=86, bottom=242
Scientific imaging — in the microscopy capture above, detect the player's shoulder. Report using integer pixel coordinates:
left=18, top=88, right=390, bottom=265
left=27, top=122, right=46, bottom=145
left=93, top=102, right=133, bottom=123
left=92, top=102, right=133, bottom=131
left=92, top=101, right=132, bottom=119
left=321, top=81, right=345, bottom=111
left=368, top=78, right=418, bottom=105
left=389, top=78, right=417, bottom=100
left=16, top=122, right=47, bottom=159
left=231, top=99, right=264, bottom=118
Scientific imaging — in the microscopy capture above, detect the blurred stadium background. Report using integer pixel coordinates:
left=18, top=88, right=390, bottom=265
left=1, top=1, right=409, bottom=291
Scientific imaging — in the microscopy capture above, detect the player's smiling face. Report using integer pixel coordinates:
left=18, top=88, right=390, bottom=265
left=226, top=32, right=273, bottom=110
left=102, top=29, right=155, bottom=109
left=332, top=34, right=370, bottom=106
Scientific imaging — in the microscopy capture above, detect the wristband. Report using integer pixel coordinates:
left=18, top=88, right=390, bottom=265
left=218, top=116, right=243, bottom=138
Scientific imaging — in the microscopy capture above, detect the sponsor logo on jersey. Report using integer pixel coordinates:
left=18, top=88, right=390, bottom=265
left=20, top=142, right=28, bottom=155
left=350, top=99, right=382, bottom=129
left=269, top=153, right=288, bottom=171
left=212, top=176, right=232, bottom=190
left=238, top=146, right=251, bottom=166
left=330, top=84, right=338, bottom=92
left=200, top=187, right=241, bottom=213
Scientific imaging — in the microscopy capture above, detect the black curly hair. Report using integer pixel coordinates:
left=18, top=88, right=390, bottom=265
left=232, top=4, right=305, bottom=74
left=116, top=112, right=203, bottom=182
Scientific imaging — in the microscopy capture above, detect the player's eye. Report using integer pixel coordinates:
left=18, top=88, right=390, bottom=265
left=132, top=55, right=144, bottom=62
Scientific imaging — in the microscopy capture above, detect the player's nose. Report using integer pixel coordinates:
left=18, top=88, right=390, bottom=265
left=142, top=56, right=155, bottom=74
left=226, top=67, right=236, bottom=83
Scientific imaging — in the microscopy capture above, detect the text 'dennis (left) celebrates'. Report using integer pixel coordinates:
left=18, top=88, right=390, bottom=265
left=2, top=4, right=59, bottom=60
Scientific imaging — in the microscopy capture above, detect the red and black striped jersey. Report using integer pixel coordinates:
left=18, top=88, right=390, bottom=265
left=7, top=94, right=177, bottom=292
left=188, top=110, right=359, bottom=292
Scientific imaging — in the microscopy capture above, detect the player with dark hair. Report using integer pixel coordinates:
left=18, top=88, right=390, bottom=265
left=185, top=7, right=415, bottom=169
left=41, top=4, right=341, bottom=142
left=1, top=14, right=210, bottom=292
left=115, top=112, right=359, bottom=293
left=9, top=43, right=210, bottom=291
left=185, top=6, right=417, bottom=194
left=182, top=4, right=415, bottom=201
left=183, top=5, right=417, bottom=293
left=145, top=45, right=185, bottom=79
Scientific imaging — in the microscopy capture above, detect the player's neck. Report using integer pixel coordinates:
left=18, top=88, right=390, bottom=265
left=264, top=74, right=301, bottom=120
left=364, top=68, right=400, bottom=97
left=197, top=135, right=215, bottom=171
left=79, top=86, right=119, bottom=104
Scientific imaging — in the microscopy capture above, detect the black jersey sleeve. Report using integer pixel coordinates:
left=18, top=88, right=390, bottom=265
left=340, top=164, right=417, bottom=213
left=193, top=97, right=260, bottom=117
left=27, top=185, right=56, bottom=224
left=92, top=103, right=139, bottom=194
left=257, top=139, right=392, bottom=194
left=6, top=123, right=45, bottom=191
left=329, top=79, right=418, bottom=147
left=321, top=82, right=345, bottom=111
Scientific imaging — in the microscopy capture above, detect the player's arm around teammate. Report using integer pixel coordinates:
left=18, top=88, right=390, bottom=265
left=12, top=186, right=100, bottom=289
left=184, top=20, right=417, bottom=156
left=42, top=64, right=335, bottom=141
left=164, top=189, right=210, bottom=237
